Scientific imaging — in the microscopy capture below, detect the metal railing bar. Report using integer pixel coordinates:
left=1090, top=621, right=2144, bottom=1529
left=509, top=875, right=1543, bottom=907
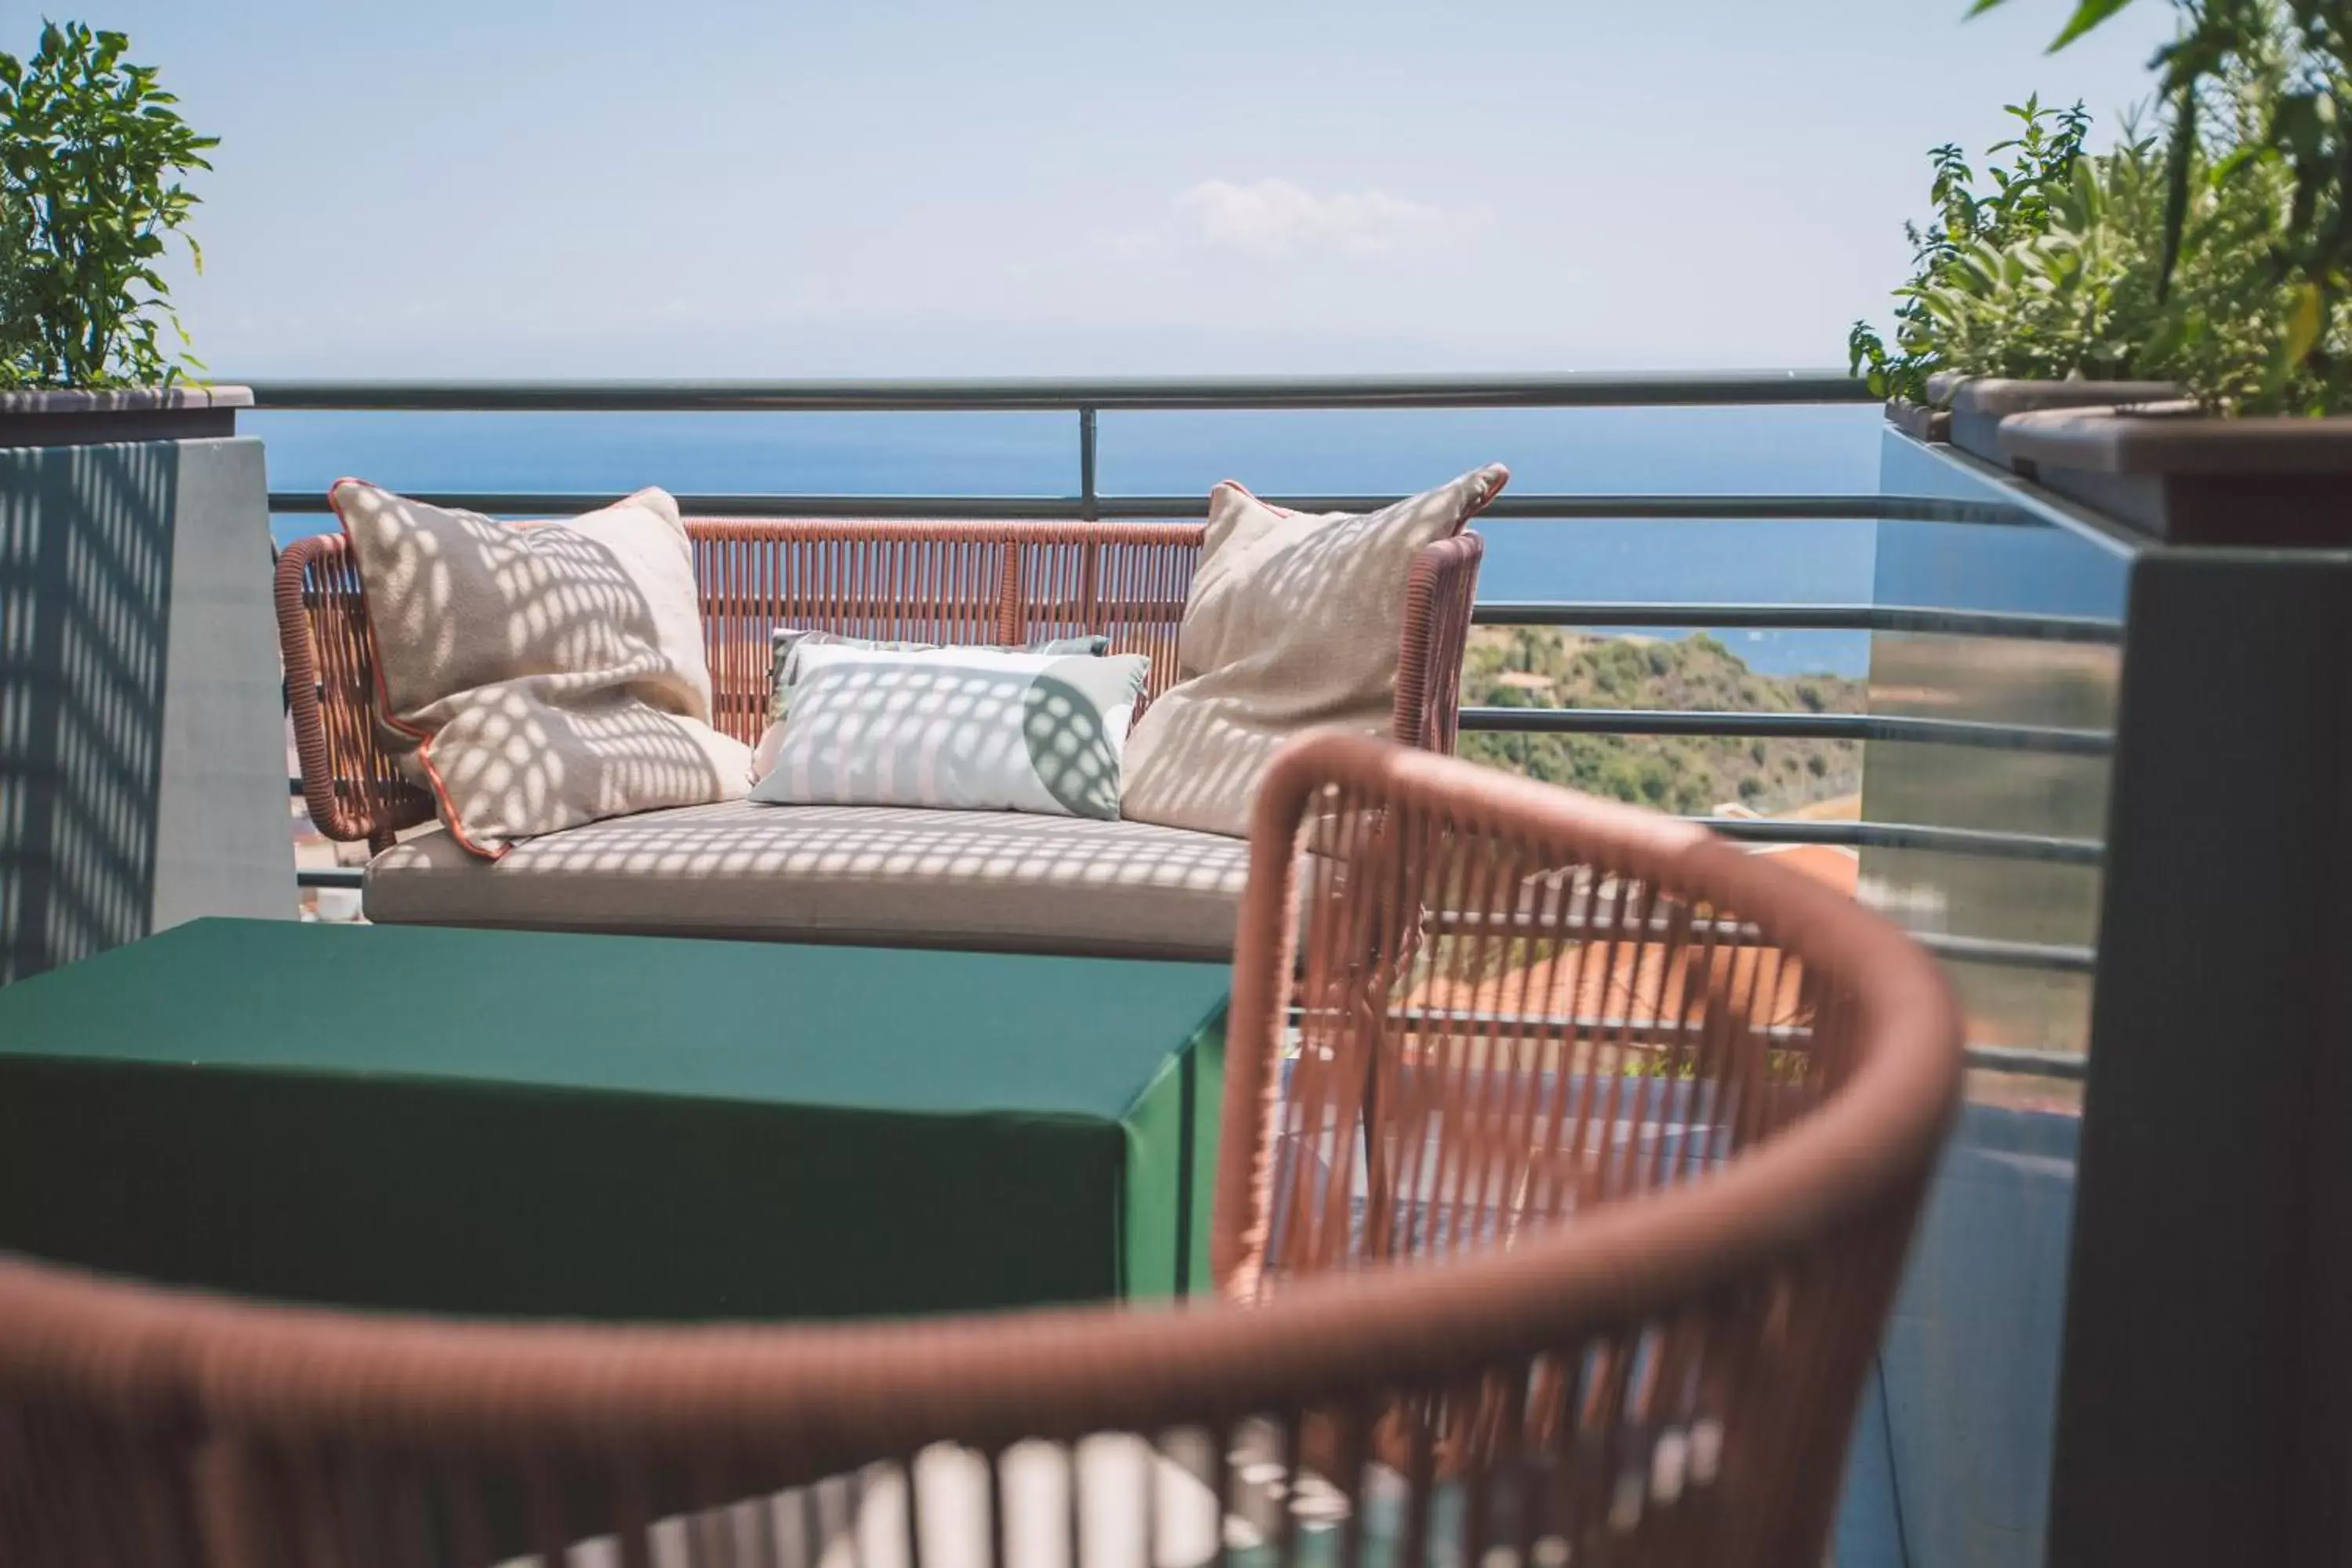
left=263, top=490, right=2013, bottom=524
left=1962, top=1044, right=2090, bottom=1081
left=1298, top=1000, right=2076, bottom=1075
left=1479, top=495, right=2013, bottom=522
left=1872, top=604, right=2124, bottom=641
left=1425, top=909, right=1752, bottom=941
left=1472, top=601, right=2125, bottom=643
left=1693, top=816, right=2105, bottom=865
left=1460, top=707, right=2114, bottom=757
left=1300, top=1005, right=1815, bottom=1046
left=1426, top=907, right=2099, bottom=973
left=1077, top=407, right=1098, bottom=522
left=241, top=371, right=1878, bottom=412
left=1395, top=1009, right=1812, bottom=1044
left=1467, top=495, right=2013, bottom=521
left=269, top=492, right=1114, bottom=520
left=1915, top=932, right=2100, bottom=974
left=1392, top=1010, right=2089, bottom=1080
left=296, top=868, right=364, bottom=890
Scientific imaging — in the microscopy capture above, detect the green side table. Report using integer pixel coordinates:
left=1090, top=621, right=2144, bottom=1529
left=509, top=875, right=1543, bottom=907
left=0, top=919, right=1229, bottom=1322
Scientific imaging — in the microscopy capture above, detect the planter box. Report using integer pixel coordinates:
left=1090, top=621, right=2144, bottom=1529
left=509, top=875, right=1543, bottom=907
left=1944, top=378, right=2180, bottom=464
left=0, top=385, right=249, bottom=447
left=1885, top=398, right=1950, bottom=443
left=1998, top=405, right=2352, bottom=545
left=0, top=387, right=292, bottom=985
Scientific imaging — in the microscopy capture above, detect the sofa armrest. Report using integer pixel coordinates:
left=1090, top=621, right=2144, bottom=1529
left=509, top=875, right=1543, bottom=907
left=1388, top=531, right=1485, bottom=754
left=274, top=534, right=436, bottom=847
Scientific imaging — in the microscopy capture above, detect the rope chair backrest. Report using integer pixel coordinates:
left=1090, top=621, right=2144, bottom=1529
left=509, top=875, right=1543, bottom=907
left=1215, top=736, right=1867, bottom=1294
left=1213, top=733, right=1964, bottom=1549
left=0, top=737, right=1958, bottom=1568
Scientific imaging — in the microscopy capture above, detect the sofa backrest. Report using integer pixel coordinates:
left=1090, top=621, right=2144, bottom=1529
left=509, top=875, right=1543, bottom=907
left=684, top=520, right=1210, bottom=741
left=278, top=517, right=1483, bottom=848
left=281, top=519, right=1211, bottom=846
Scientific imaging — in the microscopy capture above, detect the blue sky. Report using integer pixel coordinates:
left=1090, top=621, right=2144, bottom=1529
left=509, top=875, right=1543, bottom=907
left=71, top=1, right=2176, bottom=376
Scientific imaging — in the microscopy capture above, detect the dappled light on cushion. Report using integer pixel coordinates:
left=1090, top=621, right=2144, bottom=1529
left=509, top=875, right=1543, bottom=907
left=332, top=481, right=753, bottom=855
left=365, top=800, right=1255, bottom=958
left=754, top=650, right=1149, bottom=821
left=1122, top=466, right=1505, bottom=839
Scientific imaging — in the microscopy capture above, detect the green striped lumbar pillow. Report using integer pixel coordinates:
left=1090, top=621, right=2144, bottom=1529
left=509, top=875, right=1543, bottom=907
left=748, top=644, right=1152, bottom=821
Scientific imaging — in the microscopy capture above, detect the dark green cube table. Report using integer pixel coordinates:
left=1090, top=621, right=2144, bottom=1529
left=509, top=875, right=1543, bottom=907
left=0, top=919, right=1229, bottom=1322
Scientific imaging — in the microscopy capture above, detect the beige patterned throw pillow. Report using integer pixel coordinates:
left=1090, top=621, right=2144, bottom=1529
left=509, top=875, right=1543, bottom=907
left=1120, top=465, right=1508, bottom=838
left=332, top=481, right=753, bottom=858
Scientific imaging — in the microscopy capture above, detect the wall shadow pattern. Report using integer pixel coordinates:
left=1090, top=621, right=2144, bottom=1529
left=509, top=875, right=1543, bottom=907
left=0, top=442, right=176, bottom=983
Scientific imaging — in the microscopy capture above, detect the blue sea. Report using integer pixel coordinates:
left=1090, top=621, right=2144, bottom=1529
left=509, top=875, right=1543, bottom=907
left=254, top=404, right=1890, bottom=677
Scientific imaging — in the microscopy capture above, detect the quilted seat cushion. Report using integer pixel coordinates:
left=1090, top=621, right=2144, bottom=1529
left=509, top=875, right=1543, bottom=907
left=364, top=800, right=1255, bottom=960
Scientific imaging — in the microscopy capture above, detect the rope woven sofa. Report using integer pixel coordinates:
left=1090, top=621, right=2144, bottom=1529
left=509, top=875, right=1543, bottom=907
left=278, top=518, right=1486, bottom=957
left=0, top=734, right=1964, bottom=1568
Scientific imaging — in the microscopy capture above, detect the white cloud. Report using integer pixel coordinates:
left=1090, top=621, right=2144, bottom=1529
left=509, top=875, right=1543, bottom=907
left=1172, top=178, right=1458, bottom=256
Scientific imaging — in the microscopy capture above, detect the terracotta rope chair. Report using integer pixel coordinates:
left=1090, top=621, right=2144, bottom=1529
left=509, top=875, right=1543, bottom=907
left=0, top=734, right=1962, bottom=1568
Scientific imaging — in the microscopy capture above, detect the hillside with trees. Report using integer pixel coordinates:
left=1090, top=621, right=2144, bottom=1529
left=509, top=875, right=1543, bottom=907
left=1458, top=627, right=1862, bottom=815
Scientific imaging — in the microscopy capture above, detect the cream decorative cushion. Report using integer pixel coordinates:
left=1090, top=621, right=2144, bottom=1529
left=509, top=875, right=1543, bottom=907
left=1120, top=465, right=1508, bottom=837
left=332, top=481, right=754, bottom=857
left=749, top=644, right=1151, bottom=820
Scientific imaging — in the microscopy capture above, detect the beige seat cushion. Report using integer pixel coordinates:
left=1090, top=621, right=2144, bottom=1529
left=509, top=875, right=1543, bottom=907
left=1120, top=466, right=1508, bottom=839
left=364, top=800, right=1254, bottom=960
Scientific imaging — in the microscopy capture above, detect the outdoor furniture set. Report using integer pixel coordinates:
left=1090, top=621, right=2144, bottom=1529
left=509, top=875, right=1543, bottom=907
left=0, top=466, right=1965, bottom=1564
left=0, top=729, right=1963, bottom=1566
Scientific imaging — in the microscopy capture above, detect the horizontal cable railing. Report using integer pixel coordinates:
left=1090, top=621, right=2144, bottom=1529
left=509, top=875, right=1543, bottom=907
left=1274, top=1002, right=2086, bottom=1080
left=1461, top=707, right=2113, bottom=757
left=263, top=374, right=2106, bottom=1073
left=1429, top=909, right=2099, bottom=975
left=1473, top=601, right=2124, bottom=643
left=1693, top=816, right=2102, bottom=865
left=245, top=371, right=1882, bottom=412
left=263, top=489, right=2023, bottom=525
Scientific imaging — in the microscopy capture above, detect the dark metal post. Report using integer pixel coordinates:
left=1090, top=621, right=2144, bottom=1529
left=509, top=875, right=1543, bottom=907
left=2047, top=546, right=2352, bottom=1566
left=1078, top=406, right=1098, bottom=522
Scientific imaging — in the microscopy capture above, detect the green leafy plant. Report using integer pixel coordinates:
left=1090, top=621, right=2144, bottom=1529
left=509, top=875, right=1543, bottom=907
left=1848, top=96, right=2094, bottom=403
left=1967, top=0, right=2350, bottom=404
left=1854, top=26, right=2352, bottom=412
left=0, top=20, right=216, bottom=390
left=0, top=191, right=30, bottom=354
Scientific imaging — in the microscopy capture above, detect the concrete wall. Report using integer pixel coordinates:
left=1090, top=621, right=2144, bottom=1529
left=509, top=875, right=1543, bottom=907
left=0, top=435, right=290, bottom=985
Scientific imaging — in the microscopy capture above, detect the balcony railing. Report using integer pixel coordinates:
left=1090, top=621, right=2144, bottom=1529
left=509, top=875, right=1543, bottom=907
left=231, top=375, right=2352, bottom=1566
left=255, top=372, right=2117, bottom=1081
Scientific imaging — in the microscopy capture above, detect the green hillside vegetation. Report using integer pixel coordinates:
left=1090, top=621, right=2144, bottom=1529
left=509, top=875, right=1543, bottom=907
left=1459, top=628, right=1863, bottom=815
